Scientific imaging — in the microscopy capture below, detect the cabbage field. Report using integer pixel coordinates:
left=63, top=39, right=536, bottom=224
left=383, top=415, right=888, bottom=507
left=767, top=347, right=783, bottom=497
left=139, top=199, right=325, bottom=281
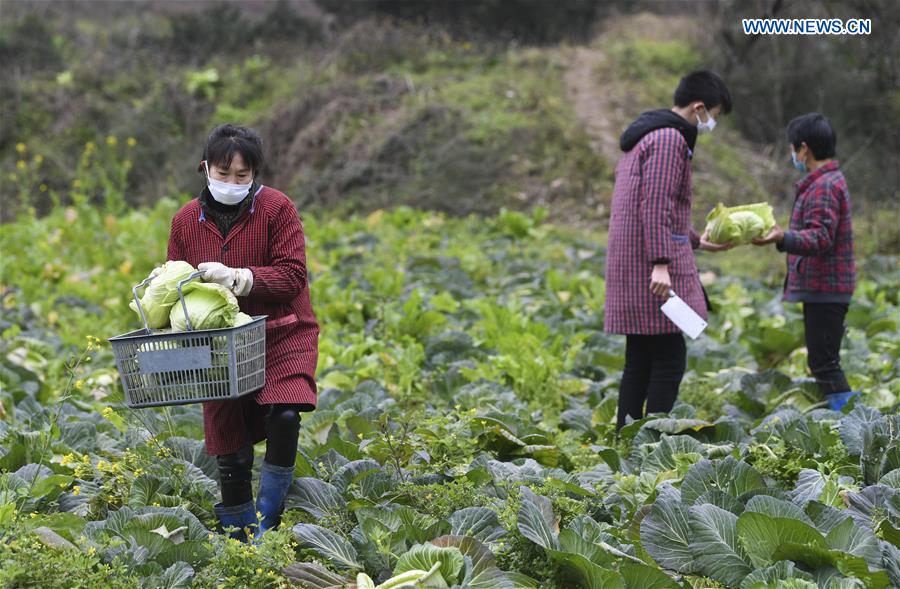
left=1, top=200, right=899, bottom=588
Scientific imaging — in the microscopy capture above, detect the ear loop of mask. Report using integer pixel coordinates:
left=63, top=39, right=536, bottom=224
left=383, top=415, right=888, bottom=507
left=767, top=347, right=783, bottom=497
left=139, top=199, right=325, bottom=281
left=791, top=147, right=808, bottom=172
left=697, top=105, right=717, bottom=134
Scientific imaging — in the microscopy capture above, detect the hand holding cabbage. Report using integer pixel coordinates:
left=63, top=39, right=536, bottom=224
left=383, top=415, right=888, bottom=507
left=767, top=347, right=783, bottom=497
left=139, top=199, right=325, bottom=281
left=130, top=261, right=252, bottom=331
left=704, top=202, right=776, bottom=246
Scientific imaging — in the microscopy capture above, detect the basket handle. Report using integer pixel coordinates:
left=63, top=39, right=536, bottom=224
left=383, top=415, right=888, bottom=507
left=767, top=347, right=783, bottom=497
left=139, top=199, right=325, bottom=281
left=176, top=271, right=204, bottom=331
left=131, top=276, right=155, bottom=332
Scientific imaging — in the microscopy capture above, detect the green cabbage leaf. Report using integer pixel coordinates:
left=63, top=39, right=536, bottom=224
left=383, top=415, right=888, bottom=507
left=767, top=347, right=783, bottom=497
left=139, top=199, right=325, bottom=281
left=704, top=202, right=776, bottom=245
left=128, top=261, right=197, bottom=328
left=169, top=282, right=239, bottom=331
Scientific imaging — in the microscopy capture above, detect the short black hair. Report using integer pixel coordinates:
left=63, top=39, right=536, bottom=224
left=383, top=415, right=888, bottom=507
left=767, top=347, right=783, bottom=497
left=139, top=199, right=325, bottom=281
left=787, top=113, right=836, bottom=160
left=673, top=70, right=732, bottom=115
left=202, top=124, right=264, bottom=175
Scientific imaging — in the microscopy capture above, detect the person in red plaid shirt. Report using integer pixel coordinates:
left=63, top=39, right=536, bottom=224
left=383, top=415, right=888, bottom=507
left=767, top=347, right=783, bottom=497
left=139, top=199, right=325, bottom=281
left=155, top=124, right=319, bottom=542
left=605, top=71, right=733, bottom=431
left=752, top=113, right=858, bottom=411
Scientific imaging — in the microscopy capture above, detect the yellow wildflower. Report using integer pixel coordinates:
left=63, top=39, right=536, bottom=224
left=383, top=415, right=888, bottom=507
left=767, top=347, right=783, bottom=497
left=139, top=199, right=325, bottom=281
left=72, top=485, right=81, bottom=495
left=15, top=143, right=26, bottom=153
left=127, top=137, right=137, bottom=147
left=106, top=135, right=117, bottom=146
left=33, top=154, right=43, bottom=164
left=16, top=160, right=26, bottom=170
left=39, top=183, right=48, bottom=192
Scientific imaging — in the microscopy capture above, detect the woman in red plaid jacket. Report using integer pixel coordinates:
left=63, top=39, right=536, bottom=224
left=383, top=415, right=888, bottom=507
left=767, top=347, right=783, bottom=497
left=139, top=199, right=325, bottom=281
left=605, top=71, right=733, bottom=431
left=158, top=124, right=319, bottom=542
left=752, top=113, right=857, bottom=411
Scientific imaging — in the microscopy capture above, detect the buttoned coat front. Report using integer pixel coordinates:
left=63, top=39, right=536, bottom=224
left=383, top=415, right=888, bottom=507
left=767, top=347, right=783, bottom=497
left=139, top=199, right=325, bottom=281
left=166, top=185, right=319, bottom=456
left=604, top=127, right=706, bottom=334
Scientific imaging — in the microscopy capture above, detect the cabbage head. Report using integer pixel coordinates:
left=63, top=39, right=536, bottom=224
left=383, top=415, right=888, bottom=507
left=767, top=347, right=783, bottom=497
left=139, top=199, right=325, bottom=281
left=169, top=282, right=239, bottom=331
left=129, top=261, right=197, bottom=328
left=704, top=202, right=776, bottom=245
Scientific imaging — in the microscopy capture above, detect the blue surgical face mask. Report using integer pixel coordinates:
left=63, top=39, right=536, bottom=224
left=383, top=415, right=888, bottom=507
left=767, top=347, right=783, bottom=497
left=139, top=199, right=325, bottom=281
left=791, top=150, right=808, bottom=173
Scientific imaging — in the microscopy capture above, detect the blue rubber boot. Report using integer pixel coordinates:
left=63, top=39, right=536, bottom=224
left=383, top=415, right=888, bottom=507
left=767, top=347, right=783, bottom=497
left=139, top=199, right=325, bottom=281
left=214, top=500, right=258, bottom=543
left=826, top=391, right=860, bottom=411
left=253, top=461, right=295, bottom=542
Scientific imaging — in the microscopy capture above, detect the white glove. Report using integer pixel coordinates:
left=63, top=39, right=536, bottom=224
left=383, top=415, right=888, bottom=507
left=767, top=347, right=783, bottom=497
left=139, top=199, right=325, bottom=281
left=197, top=262, right=253, bottom=297
left=232, top=268, right=253, bottom=297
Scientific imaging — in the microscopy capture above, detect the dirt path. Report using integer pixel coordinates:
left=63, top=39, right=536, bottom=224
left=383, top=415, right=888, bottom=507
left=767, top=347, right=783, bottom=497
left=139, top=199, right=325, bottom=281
left=563, top=13, right=697, bottom=171
left=563, top=46, right=623, bottom=171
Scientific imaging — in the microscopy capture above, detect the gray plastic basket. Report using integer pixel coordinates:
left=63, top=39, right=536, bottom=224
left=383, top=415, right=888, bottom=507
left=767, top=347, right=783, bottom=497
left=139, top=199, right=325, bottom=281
left=108, top=271, right=266, bottom=408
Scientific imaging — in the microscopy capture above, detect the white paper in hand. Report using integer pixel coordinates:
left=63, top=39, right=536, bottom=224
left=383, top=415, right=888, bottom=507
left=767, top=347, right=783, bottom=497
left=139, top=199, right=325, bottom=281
left=660, top=290, right=707, bottom=339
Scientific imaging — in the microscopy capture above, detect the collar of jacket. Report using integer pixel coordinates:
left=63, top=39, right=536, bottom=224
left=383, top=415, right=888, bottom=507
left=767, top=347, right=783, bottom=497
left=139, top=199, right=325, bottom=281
left=795, top=160, right=840, bottom=194
left=197, top=183, right=264, bottom=222
left=619, top=109, right=698, bottom=153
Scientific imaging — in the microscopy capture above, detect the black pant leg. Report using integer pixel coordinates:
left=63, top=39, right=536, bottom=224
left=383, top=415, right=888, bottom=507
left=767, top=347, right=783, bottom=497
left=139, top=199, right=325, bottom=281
left=645, top=333, right=687, bottom=416
left=264, top=404, right=303, bottom=467
left=617, top=335, right=654, bottom=430
left=803, top=302, right=851, bottom=395
left=216, top=444, right=254, bottom=506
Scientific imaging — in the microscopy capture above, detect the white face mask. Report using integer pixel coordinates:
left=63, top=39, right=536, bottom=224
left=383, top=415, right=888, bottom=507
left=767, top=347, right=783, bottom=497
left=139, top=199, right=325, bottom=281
left=204, top=161, right=252, bottom=205
left=696, top=107, right=716, bottom=134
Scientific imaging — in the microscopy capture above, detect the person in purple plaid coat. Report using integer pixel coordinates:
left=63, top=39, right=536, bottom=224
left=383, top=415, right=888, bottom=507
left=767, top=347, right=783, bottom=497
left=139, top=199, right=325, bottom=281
left=605, top=71, right=734, bottom=430
left=752, top=113, right=858, bottom=411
